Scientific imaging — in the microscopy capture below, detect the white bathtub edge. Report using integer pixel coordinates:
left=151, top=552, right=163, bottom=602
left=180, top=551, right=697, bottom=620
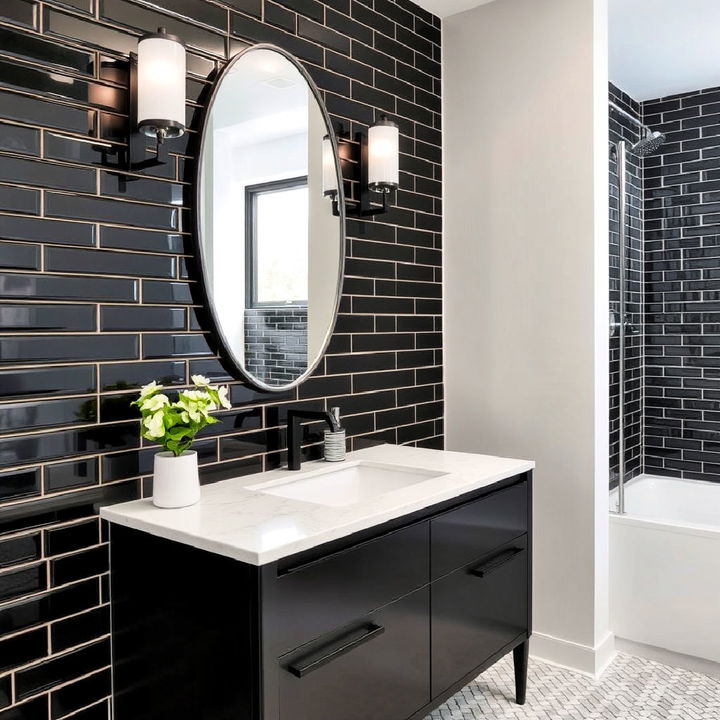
left=530, top=630, right=616, bottom=679
left=615, top=638, right=720, bottom=680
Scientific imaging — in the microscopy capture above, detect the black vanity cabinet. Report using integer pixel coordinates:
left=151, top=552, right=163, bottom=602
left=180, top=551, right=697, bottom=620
left=109, top=471, right=532, bottom=720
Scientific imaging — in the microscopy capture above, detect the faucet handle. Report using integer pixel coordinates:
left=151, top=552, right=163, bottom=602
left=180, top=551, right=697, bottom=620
left=330, top=407, right=341, bottom=426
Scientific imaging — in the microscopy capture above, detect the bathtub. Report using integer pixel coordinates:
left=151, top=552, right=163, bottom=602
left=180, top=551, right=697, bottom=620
left=610, top=475, right=720, bottom=666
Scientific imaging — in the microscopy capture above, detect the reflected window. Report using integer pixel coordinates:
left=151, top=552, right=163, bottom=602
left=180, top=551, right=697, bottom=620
left=245, top=177, right=309, bottom=307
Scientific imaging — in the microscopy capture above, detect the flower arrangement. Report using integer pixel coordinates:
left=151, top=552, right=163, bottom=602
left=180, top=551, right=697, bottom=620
left=132, top=375, right=232, bottom=457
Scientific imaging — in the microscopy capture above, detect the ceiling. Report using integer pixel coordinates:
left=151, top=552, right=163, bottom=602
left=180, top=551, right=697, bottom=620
left=412, top=0, right=496, bottom=19
left=610, top=0, right=720, bottom=101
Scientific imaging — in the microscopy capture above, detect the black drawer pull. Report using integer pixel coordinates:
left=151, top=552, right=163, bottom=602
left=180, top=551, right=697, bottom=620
left=287, top=624, right=385, bottom=679
left=470, top=547, right=525, bottom=578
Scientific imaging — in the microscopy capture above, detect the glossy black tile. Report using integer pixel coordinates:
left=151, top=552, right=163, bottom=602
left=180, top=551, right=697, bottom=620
left=50, top=667, right=111, bottom=719
left=44, top=520, right=99, bottom=557
left=0, top=366, right=95, bottom=402
left=0, top=675, right=8, bottom=711
left=0, top=186, right=39, bottom=215
left=142, top=333, right=212, bottom=359
left=0, top=397, right=97, bottom=434
left=45, top=247, right=176, bottom=279
left=0, top=423, right=138, bottom=469
left=45, top=193, right=179, bottom=231
left=0, top=468, right=40, bottom=503
left=45, top=459, right=98, bottom=493
left=0, top=156, right=95, bottom=195
left=15, top=638, right=110, bottom=700
left=0, top=216, right=95, bottom=246
left=0, top=91, right=92, bottom=135
left=0, top=335, right=138, bottom=364
left=0, top=579, right=99, bottom=639
left=100, top=226, right=187, bottom=254
left=0, top=534, right=41, bottom=569
left=100, top=172, right=185, bottom=206
left=100, top=305, right=185, bottom=331
left=42, top=131, right=123, bottom=173
left=0, top=26, right=92, bottom=75
left=0, top=273, right=137, bottom=303
left=0, top=695, right=48, bottom=720
left=51, top=605, right=109, bottom=654
left=0, top=0, right=36, bottom=28
left=141, top=280, right=193, bottom=305
left=43, top=7, right=135, bottom=56
left=100, top=360, right=185, bottom=391
left=51, top=544, right=107, bottom=586
left=0, top=563, right=47, bottom=603
left=231, top=15, right=324, bottom=64
left=0, top=628, right=47, bottom=673
left=0, top=304, right=96, bottom=332
left=0, top=123, right=39, bottom=156
left=264, top=1, right=295, bottom=32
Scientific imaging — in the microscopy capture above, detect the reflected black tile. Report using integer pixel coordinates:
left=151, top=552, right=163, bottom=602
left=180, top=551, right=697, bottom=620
left=0, top=186, right=39, bottom=215
left=45, top=193, right=179, bottom=231
left=45, top=458, right=98, bottom=493
left=141, top=281, right=194, bottom=305
left=0, top=25, right=93, bottom=75
left=100, top=226, right=186, bottom=254
left=0, top=60, right=124, bottom=112
left=0, top=423, right=138, bottom=470
left=0, top=468, right=40, bottom=503
left=45, top=247, right=176, bottom=279
left=0, top=694, right=48, bottom=719
left=0, top=155, right=95, bottom=194
left=0, top=216, right=94, bottom=246
left=142, top=333, right=212, bottom=359
left=45, top=519, right=98, bottom=557
left=0, top=534, right=40, bottom=569
left=102, top=0, right=225, bottom=56
left=0, top=367, right=95, bottom=402
left=0, top=579, right=97, bottom=641
left=1, top=0, right=36, bottom=28
left=0, top=90, right=92, bottom=135
left=0, top=481, right=138, bottom=539
left=0, top=273, right=137, bottom=302
left=0, top=627, right=47, bottom=673
left=0, top=563, right=46, bottom=603
left=100, top=305, right=185, bottom=331
left=100, top=172, right=184, bottom=206
left=0, top=304, right=95, bottom=332
left=100, top=360, right=185, bottom=391
left=50, top=667, right=111, bottom=719
left=103, top=439, right=216, bottom=482
left=51, top=605, right=109, bottom=654
left=15, top=638, right=109, bottom=700
left=0, top=123, right=39, bottom=156
left=0, top=397, right=97, bottom=434
left=0, top=335, right=138, bottom=364
left=49, top=544, right=105, bottom=585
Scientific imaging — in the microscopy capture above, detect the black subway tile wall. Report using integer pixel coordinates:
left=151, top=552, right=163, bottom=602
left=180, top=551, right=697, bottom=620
left=643, top=85, right=720, bottom=481
left=609, top=83, right=644, bottom=486
left=0, top=1, right=442, bottom=717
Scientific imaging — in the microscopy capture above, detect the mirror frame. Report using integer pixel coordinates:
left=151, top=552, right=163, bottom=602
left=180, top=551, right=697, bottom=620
left=193, top=43, right=347, bottom=393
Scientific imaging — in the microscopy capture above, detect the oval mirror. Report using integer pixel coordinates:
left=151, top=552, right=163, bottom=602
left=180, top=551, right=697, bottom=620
left=196, top=45, right=345, bottom=391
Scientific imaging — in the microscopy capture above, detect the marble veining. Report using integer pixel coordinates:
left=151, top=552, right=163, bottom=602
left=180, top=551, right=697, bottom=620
left=100, top=445, right=534, bottom=565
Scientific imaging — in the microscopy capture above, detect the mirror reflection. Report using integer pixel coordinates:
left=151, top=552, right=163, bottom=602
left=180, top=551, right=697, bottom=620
left=198, top=47, right=343, bottom=390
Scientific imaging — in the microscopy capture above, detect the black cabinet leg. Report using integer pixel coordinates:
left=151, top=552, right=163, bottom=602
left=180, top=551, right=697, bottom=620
left=513, top=641, right=529, bottom=705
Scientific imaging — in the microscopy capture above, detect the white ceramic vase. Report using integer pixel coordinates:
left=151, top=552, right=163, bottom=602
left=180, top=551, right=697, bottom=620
left=152, top=450, right=200, bottom=509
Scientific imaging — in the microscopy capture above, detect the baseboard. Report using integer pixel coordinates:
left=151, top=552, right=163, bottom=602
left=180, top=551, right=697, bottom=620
left=530, top=631, right=616, bottom=679
left=615, top=637, right=720, bottom=679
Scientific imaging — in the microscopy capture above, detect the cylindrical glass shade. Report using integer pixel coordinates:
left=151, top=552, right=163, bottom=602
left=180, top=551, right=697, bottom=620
left=368, top=117, right=399, bottom=192
left=322, top=135, right=338, bottom=196
left=137, top=29, right=186, bottom=139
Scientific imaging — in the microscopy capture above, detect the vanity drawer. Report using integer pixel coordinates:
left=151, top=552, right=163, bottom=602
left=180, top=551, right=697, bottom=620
left=268, top=520, right=429, bottom=654
left=278, top=586, right=429, bottom=720
left=431, top=477, right=528, bottom=580
left=431, top=535, right=528, bottom=698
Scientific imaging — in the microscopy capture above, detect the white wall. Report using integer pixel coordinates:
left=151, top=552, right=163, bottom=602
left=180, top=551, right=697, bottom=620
left=444, top=0, right=613, bottom=676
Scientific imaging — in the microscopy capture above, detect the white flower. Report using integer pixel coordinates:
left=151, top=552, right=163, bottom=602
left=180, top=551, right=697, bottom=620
left=191, top=374, right=210, bottom=387
left=139, top=393, right=169, bottom=412
left=217, top=385, right=232, bottom=410
left=139, top=380, right=163, bottom=398
left=143, top=410, right=165, bottom=439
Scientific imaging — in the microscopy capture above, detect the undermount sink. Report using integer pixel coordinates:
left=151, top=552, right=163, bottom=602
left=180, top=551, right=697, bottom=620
left=248, top=461, right=449, bottom=507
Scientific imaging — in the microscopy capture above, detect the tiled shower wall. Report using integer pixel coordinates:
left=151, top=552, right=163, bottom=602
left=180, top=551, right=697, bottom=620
left=0, top=1, right=443, bottom=717
left=643, top=85, right=720, bottom=481
left=609, top=83, right=643, bottom=486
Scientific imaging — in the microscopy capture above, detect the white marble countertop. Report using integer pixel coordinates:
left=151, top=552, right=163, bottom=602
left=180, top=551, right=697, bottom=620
left=100, top=444, right=534, bottom=565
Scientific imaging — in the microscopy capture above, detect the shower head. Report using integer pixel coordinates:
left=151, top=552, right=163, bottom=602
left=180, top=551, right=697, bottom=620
left=631, top=129, right=666, bottom=157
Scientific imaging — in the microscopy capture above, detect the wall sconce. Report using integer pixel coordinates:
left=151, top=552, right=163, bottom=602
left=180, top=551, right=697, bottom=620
left=128, top=27, right=186, bottom=171
left=325, top=115, right=399, bottom=218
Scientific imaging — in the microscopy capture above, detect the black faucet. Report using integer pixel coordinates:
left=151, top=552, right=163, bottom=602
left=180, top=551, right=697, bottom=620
left=286, top=409, right=341, bottom=471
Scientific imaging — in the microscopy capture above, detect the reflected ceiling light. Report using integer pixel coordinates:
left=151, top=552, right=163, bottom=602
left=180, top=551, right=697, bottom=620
left=128, top=27, right=186, bottom=171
